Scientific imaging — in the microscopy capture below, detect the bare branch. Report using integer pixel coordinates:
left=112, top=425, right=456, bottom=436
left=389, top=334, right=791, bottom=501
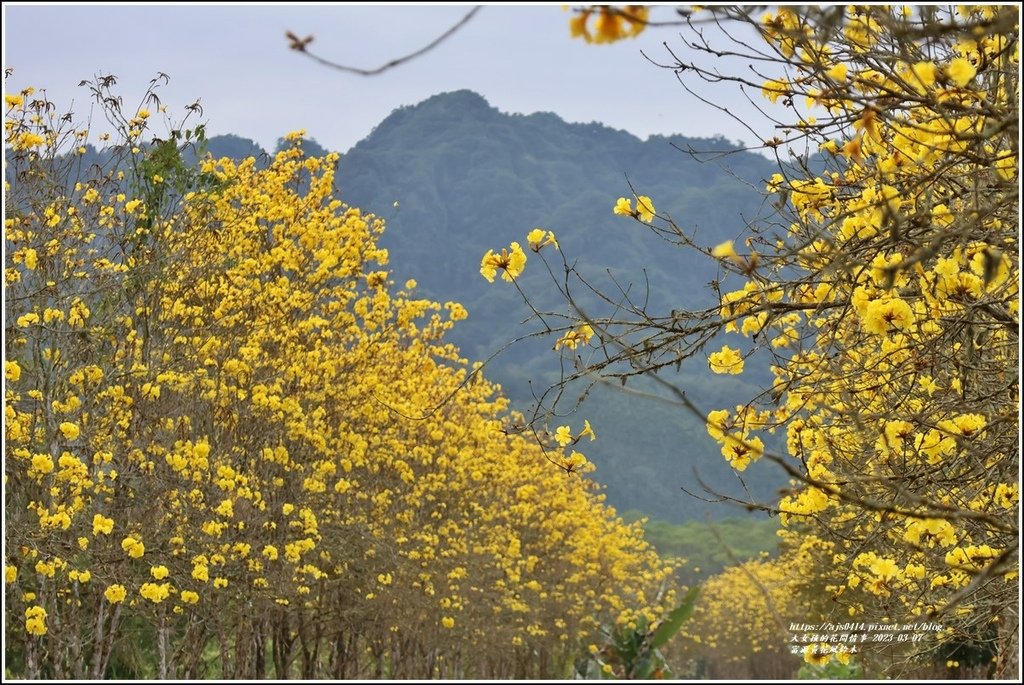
left=287, top=7, right=482, bottom=77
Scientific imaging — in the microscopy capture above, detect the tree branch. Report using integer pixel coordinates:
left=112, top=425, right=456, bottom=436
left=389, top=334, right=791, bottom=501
left=287, top=7, right=482, bottom=76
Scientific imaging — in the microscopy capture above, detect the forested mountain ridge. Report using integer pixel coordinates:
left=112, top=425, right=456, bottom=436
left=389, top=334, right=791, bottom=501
left=205, top=90, right=788, bottom=522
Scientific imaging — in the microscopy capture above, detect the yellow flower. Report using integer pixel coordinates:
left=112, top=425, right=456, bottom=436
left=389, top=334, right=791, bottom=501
left=636, top=195, right=655, bottom=222
left=621, top=5, right=649, bottom=37
left=441, top=616, right=455, bottom=629
left=938, top=413, right=986, bottom=437
left=151, top=565, right=169, bottom=580
left=140, top=582, right=171, bottom=603
left=553, top=324, right=594, bottom=351
left=803, top=644, right=830, bottom=666
left=994, top=483, right=1018, bottom=509
left=826, top=62, right=848, bottom=81
left=215, top=499, right=234, bottom=518
left=70, top=569, right=92, bottom=583
left=5, top=565, right=17, bottom=584
left=59, top=422, right=81, bottom=440
left=761, top=79, right=789, bottom=103
left=706, top=409, right=730, bottom=440
left=869, top=556, right=899, bottom=580
left=613, top=197, right=632, bottom=216
left=31, top=454, right=54, bottom=475
left=25, top=605, right=47, bottom=636
left=23, top=248, right=38, bottom=270
left=946, top=57, right=977, bottom=87
left=554, top=426, right=574, bottom=447
left=262, top=545, right=279, bottom=560
left=5, top=93, right=24, bottom=108
left=141, top=382, right=161, bottom=400
left=121, top=536, right=145, bottom=559
left=480, top=242, right=527, bottom=283
left=579, top=419, right=596, bottom=441
left=92, top=514, right=114, bottom=536
left=709, top=345, right=744, bottom=375
left=594, top=9, right=625, bottom=43
left=862, top=296, right=914, bottom=335
left=570, top=12, right=590, bottom=40
left=918, top=376, right=939, bottom=395
left=526, top=228, right=558, bottom=251
left=180, top=590, right=200, bottom=604
left=907, top=60, right=937, bottom=88
left=564, top=451, right=587, bottom=470
left=720, top=433, right=764, bottom=471
left=67, top=298, right=89, bottom=328
left=192, top=563, right=210, bottom=582
left=213, top=577, right=228, bottom=588
left=712, top=240, right=738, bottom=260
left=124, top=199, right=143, bottom=214
left=104, top=584, right=127, bottom=604
left=10, top=132, right=45, bottom=150
left=5, top=360, right=21, bottom=382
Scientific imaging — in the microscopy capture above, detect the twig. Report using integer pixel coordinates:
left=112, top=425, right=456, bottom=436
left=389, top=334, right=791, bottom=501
left=288, top=7, right=482, bottom=76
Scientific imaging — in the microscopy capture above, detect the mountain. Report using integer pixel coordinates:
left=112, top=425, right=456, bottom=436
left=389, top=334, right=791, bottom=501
left=208, top=91, right=790, bottom=522
left=339, top=90, right=772, bottom=315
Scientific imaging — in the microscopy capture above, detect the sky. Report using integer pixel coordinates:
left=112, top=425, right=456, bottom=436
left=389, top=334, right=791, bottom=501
left=2, top=3, right=772, bottom=154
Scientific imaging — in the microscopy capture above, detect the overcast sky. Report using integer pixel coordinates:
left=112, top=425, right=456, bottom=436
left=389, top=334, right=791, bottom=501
left=3, top=4, right=771, bottom=153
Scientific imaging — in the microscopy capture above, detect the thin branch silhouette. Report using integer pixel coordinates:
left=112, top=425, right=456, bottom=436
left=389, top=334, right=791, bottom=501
left=287, top=7, right=482, bottom=76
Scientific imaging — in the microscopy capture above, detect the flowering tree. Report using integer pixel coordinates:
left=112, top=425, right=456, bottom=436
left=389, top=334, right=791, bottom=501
left=4, top=79, right=678, bottom=678
left=480, top=5, right=1018, bottom=677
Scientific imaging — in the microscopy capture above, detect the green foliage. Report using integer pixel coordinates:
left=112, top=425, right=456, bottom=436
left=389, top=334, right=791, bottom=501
left=635, top=516, right=781, bottom=584
left=584, top=586, right=700, bottom=679
left=650, top=588, right=698, bottom=650
left=932, top=623, right=1000, bottom=671
left=131, top=124, right=228, bottom=231
left=797, top=657, right=863, bottom=680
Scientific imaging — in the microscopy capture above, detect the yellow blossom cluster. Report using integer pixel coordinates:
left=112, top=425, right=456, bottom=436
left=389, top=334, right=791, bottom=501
left=612, top=195, right=656, bottom=222
left=676, top=548, right=811, bottom=675
left=480, top=241, right=527, bottom=282
left=4, top=86, right=676, bottom=679
left=553, top=4, right=1017, bottom=675
left=569, top=6, right=649, bottom=44
left=692, top=5, right=1018, bottom=666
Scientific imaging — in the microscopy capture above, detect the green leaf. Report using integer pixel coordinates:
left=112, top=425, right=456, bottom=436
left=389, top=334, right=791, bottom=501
left=634, top=655, right=654, bottom=680
left=650, top=585, right=699, bottom=650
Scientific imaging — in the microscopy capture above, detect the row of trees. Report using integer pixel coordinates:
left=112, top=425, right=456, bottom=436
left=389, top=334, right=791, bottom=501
left=3, top=79, right=678, bottom=678
left=488, top=4, right=1017, bottom=678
